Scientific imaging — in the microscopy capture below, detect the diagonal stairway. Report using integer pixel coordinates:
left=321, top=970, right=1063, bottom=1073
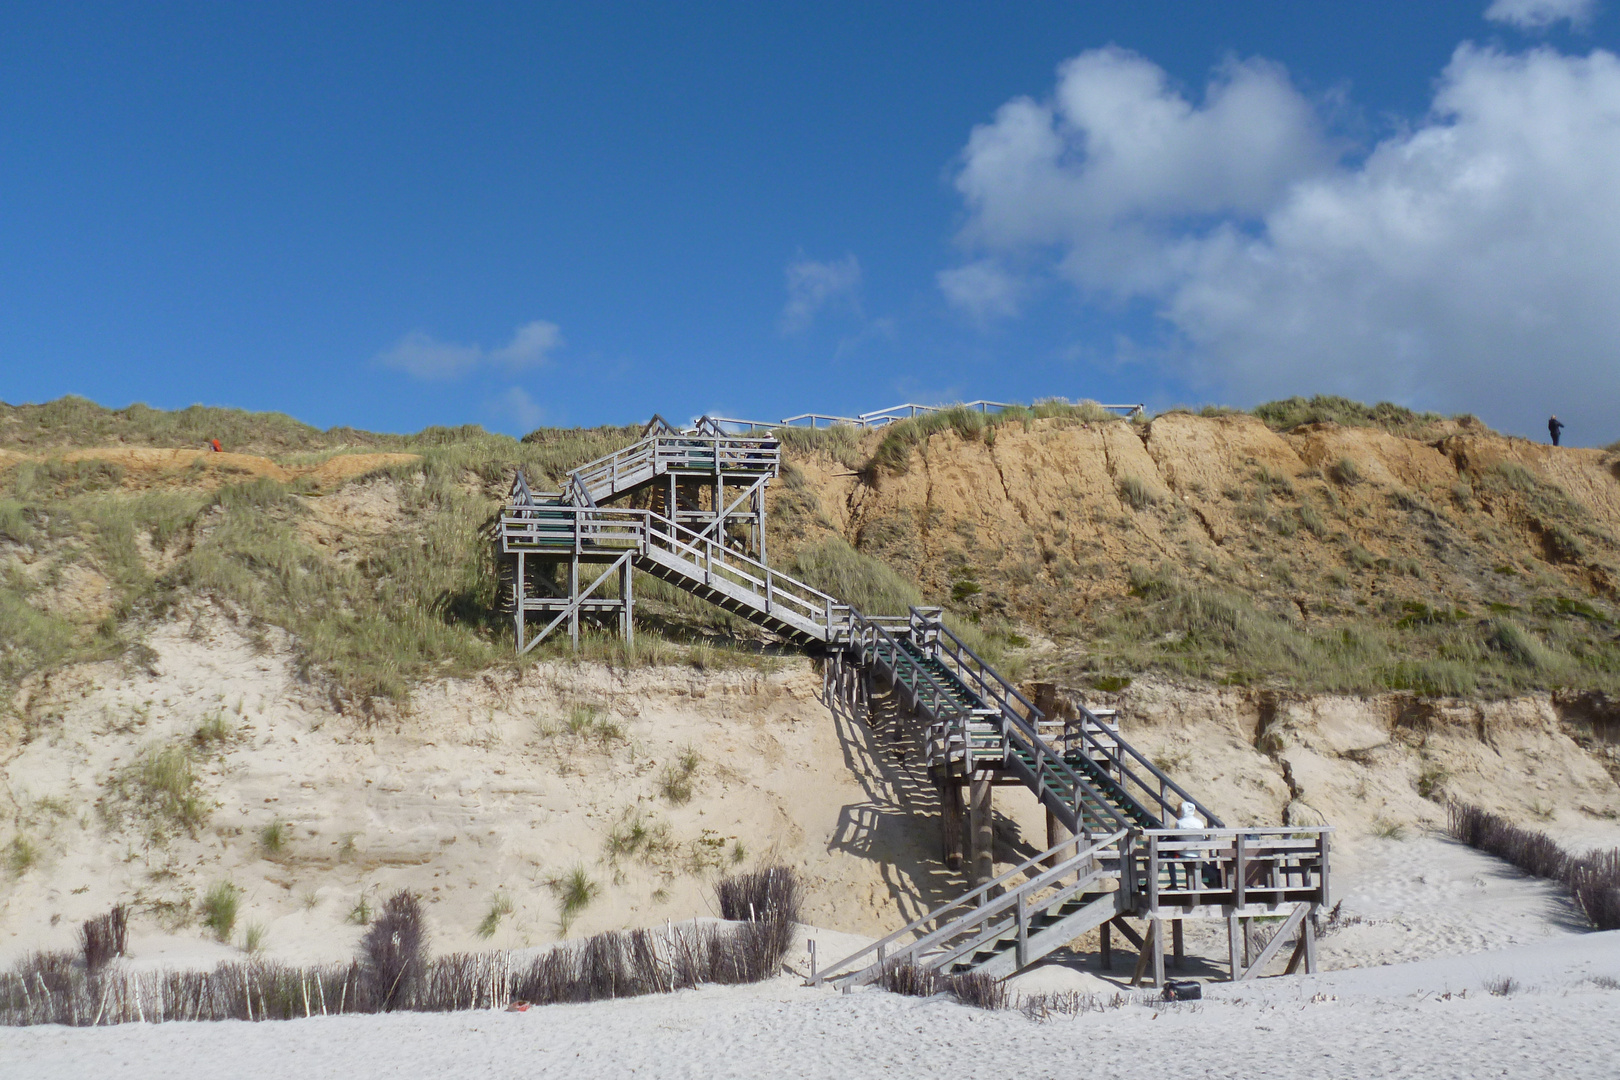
left=812, top=830, right=1130, bottom=989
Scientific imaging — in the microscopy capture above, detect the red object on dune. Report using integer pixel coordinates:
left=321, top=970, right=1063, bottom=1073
left=211, top=439, right=221, bottom=452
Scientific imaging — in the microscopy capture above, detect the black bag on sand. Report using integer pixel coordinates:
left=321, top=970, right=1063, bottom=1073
left=1163, top=980, right=1202, bottom=1001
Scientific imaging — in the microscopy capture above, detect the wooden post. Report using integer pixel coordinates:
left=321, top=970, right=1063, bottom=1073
left=568, top=554, right=580, bottom=649
left=1015, top=896, right=1029, bottom=970
left=1045, top=809, right=1075, bottom=875
left=1099, top=920, right=1112, bottom=970
left=968, top=774, right=994, bottom=888
left=620, top=557, right=634, bottom=646
left=941, top=782, right=965, bottom=871
left=1302, top=912, right=1317, bottom=973
left=1151, top=917, right=1166, bottom=989
left=514, top=551, right=525, bottom=652
left=1228, top=912, right=1243, bottom=981
left=1172, top=919, right=1184, bottom=971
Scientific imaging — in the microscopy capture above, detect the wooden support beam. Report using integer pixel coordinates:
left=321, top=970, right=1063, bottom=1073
left=620, top=557, right=634, bottom=645
left=1129, top=921, right=1158, bottom=987
left=1152, top=917, right=1166, bottom=989
left=1045, top=809, right=1075, bottom=874
left=941, top=782, right=965, bottom=871
left=968, top=775, right=994, bottom=888
left=1172, top=919, right=1184, bottom=971
left=1228, top=913, right=1243, bottom=982
left=1236, top=903, right=1310, bottom=982
left=1099, top=920, right=1111, bottom=970
left=1109, top=916, right=1145, bottom=952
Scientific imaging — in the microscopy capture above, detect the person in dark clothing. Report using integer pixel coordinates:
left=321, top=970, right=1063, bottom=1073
left=1548, top=416, right=1564, bottom=446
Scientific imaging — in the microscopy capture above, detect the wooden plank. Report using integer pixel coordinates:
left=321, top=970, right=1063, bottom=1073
left=1100, top=920, right=1111, bottom=970
left=1228, top=913, right=1242, bottom=982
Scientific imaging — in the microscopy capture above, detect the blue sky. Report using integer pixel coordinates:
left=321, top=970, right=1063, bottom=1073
left=4, top=2, right=1619, bottom=442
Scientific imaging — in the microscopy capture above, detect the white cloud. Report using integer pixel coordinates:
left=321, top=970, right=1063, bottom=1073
left=947, top=42, right=1620, bottom=438
left=489, top=320, right=563, bottom=369
left=937, top=260, right=1025, bottom=322
left=376, top=320, right=562, bottom=380
left=780, top=254, right=862, bottom=333
left=951, top=48, right=1335, bottom=298
left=491, top=386, right=546, bottom=431
left=374, top=331, right=483, bottom=380
left=1485, top=0, right=1598, bottom=30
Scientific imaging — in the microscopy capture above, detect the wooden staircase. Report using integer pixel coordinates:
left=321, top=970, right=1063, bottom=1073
left=499, top=422, right=1330, bottom=986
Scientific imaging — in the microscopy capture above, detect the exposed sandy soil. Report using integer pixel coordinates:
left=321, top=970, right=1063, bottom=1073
left=4, top=611, right=1618, bottom=978
left=0, top=613, right=998, bottom=966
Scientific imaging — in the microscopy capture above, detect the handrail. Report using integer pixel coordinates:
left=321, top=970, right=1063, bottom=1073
left=903, top=609, right=1130, bottom=835
left=1069, top=705, right=1225, bottom=828
left=813, top=828, right=1128, bottom=987
left=912, top=608, right=1222, bottom=830
left=842, top=608, right=978, bottom=739
left=562, top=433, right=780, bottom=507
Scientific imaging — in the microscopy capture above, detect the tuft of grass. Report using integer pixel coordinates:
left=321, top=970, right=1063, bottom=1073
left=657, top=747, right=701, bottom=805
left=5, top=835, right=39, bottom=877
left=1328, top=457, right=1362, bottom=486
left=1486, top=975, right=1519, bottom=997
left=476, top=891, right=515, bottom=940
left=258, top=820, right=289, bottom=857
left=1371, top=819, right=1407, bottom=840
left=200, top=881, right=240, bottom=942
left=1416, top=763, right=1449, bottom=801
left=1118, top=475, right=1156, bottom=511
left=548, top=865, right=600, bottom=933
left=241, top=922, right=267, bottom=955
left=563, top=703, right=624, bottom=745
left=347, top=891, right=373, bottom=926
left=605, top=809, right=674, bottom=865
left=192, top=712, right=233, bottom=748
left=111, top=744, right=209, bottom=836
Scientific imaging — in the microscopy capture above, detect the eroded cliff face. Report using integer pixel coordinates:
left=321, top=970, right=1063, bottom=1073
left=771, top=412, right=1620, bottom=694
left=778, top=412, right=1620, bottom=619
left=1039, top=677, right=1620, bottom=851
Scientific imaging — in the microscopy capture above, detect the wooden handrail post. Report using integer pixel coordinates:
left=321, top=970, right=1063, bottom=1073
left=1146, top=833, right=1160, bottom=912
left=1234, top=832, right=1247, bottom=908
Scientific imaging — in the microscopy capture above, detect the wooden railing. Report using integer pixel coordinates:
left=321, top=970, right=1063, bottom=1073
left=1128, top=827, right=1331, bottom=912
left=812, top=829, right=1129, bottom=989
left=910, top=607, right=1222, bottom=831
left=561, top=434, right=780, bottom=507
left=496, top=504, right=841, bottom=638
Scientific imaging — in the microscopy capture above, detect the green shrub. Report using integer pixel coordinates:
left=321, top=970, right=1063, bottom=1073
left=113, top=744, right=209, bottom=836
